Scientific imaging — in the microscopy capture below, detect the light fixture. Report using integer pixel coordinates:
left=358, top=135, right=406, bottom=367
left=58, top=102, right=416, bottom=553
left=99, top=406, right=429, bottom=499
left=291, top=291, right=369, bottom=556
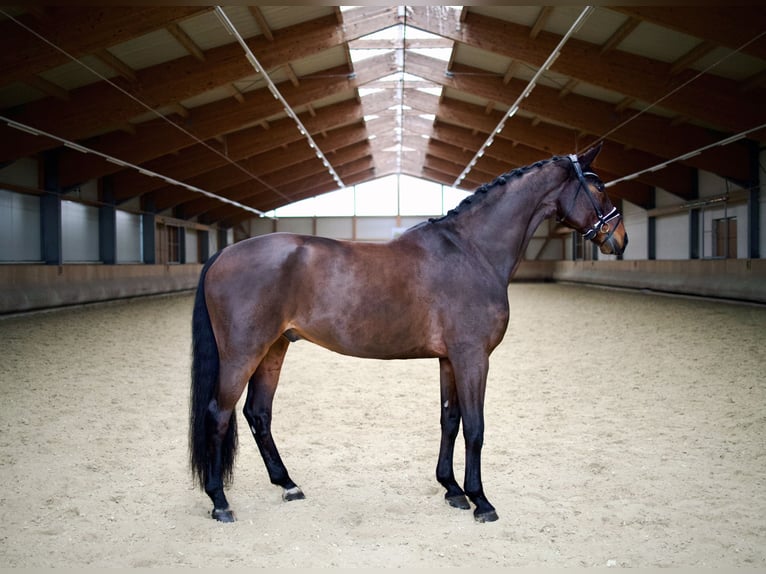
left=63, top=141, right=89, bottom=154
left=453, top=6, right=594, bottom=187
left=6, top=120, right=41, bottom=136
left=214, top=6, right=345, bottom=188
left=716, top=133, right=747, bottom=147
left=1, top=114, right=265, bottom=216
left=137, top=168, right=157, bottom=178
left=215, top=8, right=236, bottom=35
left=245, top=52, right=260, bottom=72
left=106, top=157, right=128, bottom=167
left=605, top=121, right=766, bottom=189
left=1, top=7, right=284, bottom=215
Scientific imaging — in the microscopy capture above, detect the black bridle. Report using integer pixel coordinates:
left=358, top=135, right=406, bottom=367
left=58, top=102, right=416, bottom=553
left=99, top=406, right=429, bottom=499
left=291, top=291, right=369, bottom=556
left=560, top=154, right=622, bottom=249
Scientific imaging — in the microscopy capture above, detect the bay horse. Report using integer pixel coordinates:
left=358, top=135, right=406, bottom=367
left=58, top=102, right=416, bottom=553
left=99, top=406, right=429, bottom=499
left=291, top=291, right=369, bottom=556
left=189, top=143, right=627, bottom=523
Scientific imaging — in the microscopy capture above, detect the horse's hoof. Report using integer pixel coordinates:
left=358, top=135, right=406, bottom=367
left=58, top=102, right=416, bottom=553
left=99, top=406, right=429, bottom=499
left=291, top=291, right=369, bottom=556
left=474, top=509, right=499, bottom=523
left=211, top=507, right=236, bottom=522
left=445, top=494, right=471, bottom=510
left=282, top=486, right=305, bottom=502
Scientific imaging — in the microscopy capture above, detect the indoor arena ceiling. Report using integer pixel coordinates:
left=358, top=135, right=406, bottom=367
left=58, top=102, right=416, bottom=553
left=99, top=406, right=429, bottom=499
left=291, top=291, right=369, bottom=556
left=1, top=5, right=765, bottom=227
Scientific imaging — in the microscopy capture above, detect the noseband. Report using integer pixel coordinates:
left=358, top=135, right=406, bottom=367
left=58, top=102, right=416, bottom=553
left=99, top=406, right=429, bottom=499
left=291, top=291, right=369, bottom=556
left=561, top=154, right=622, bottom=247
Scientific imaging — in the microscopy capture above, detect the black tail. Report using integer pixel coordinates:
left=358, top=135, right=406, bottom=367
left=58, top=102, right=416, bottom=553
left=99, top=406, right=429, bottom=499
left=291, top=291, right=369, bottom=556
left=189, top=250, right=238, bottom=488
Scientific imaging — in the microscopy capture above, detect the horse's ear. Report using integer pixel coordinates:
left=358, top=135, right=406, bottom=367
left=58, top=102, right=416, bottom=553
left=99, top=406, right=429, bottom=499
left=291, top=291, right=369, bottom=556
left=577, top=141, right=603, bottom=170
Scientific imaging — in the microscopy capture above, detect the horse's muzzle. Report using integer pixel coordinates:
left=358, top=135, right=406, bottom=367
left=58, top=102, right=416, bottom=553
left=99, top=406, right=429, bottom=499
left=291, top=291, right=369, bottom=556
left=598, top=220, right=628, bottom=256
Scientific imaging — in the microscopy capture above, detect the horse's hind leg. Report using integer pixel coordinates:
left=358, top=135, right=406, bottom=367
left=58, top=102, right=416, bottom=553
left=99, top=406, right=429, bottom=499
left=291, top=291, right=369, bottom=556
left=243, top=336, right=305, bottom=502
left=204, top=399, right=237, bottom=522
left=204, top=366, right=250, bottom=523
left=436, top=358, right=470, bottom=510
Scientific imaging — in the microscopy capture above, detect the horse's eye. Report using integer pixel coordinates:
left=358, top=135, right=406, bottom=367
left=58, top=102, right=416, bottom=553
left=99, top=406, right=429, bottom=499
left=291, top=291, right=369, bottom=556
left=588, top=178, right=604, bottom=193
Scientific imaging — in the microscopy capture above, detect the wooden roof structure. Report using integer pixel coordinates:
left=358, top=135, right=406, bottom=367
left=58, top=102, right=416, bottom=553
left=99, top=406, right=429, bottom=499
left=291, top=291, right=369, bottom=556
left=1, top=5, right=765, bottom=227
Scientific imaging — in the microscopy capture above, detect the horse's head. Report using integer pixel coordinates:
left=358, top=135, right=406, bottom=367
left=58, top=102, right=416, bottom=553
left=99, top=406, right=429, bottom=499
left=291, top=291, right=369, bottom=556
left=556, top=143, right=628, bottom=256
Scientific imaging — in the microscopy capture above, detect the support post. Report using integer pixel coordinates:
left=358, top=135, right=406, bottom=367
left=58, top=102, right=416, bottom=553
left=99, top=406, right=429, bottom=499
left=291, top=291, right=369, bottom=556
left=141, top=195, right=156, bottom=264
left=747, top=140, right=760, bottom=259
left=647, top=188, right=656, bottom=260
left=178, top=226, right=187, bottom=264
left=41, top=150, right=62, bottom=265
left=99, top=175, right=116, bottom=264
left=689, top=171, right=700, bottom=259
left=199, top=230, right=210, bottom=263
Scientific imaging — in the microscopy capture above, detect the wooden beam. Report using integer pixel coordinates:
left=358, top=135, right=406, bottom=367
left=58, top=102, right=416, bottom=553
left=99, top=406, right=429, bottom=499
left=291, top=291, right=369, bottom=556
left=145, top=128, right=370, bottom=217
left=176, top=141, right=373, bottom=217
left=611, top=6, right=766, bottom=61
left=0, top=10, right=399, bottom=164
left=116, top=120, right=371, bottom=204
left=248, top=6, right=273, bottom=41
left=228, top=83, right=245, bottom=104
left=670, top=40, right=716, bottom=76
left=166, top=21, right=205, bottom=62
left=558, top=78, right=579, bottom=99
left=210, top=162, right=376, bottom=224
left=56, top=52, right=397, bottom=187
left=600, top=16, right=640, bottom=54
left=407, top=6, right=765, bottom=134
left=530, top=6, right=553, bottom=40
left=352, top=37, right=453, bottom=50
left=284, top=64, right=300, bottom=87
left=24, top=75, right=69, bottom=101
left=0, top=7, right=209, bottom=89
left=93, top=48, right=137, bottom=83
left=742, top=68, right=766, bottom=93
left=405, top=52, right=751, bottom=183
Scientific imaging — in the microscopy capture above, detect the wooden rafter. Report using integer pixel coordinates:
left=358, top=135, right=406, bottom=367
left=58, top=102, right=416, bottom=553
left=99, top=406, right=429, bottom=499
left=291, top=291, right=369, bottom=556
left=0, top=7, right=210, bottom=88
left=0, top=11, right=399, bottom=164
left=405, top=52, right=751, bottom=183
left=57, top=53, right=397, bottom=187
left=407, top=6, right=766, bottom=134
left=0, top=5, right=762, bottom=223
left=611, top=6, right=766, bottom=61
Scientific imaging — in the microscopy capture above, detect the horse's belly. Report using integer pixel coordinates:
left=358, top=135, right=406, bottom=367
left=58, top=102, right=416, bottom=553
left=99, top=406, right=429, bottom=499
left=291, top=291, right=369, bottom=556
left=289, top=308, right=445, bottom=360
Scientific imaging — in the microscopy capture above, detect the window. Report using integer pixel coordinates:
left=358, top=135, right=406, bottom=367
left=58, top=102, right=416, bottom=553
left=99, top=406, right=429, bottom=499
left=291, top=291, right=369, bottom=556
left=0, top=189, right=41, bottom=262
left=572, top=231, right=583, bottom=260
left=167, top=225, right=181, bottom=263
left=713, top=216, right=736, bottom=259
left=399, top=175, right=442, bottom=216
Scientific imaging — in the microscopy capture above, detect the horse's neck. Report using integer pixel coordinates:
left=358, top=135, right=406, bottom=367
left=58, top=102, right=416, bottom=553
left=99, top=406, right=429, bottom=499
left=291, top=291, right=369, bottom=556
left=451, top=174, right=561, bottom=283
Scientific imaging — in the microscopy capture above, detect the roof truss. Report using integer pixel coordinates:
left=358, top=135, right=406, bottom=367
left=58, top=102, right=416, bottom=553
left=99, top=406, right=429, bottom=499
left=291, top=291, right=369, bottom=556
left=1, top=5, right=763, bottom=223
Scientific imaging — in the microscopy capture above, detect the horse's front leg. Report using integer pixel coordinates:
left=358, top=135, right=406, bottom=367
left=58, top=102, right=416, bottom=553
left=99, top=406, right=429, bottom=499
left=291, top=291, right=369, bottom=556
left=451, top=350, right=498, bottom=523
left=436, top=357, right=470, bottom=510
left=243, top=337, right=305, bottom=502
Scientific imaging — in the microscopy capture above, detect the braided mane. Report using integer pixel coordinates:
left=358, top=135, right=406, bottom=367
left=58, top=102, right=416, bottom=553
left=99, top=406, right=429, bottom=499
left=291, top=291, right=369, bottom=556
left=429, top=156, right=562, bottom=224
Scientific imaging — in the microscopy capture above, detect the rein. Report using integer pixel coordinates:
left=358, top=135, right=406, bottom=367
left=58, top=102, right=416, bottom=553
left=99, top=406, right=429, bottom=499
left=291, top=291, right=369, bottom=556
left=561, top=154, right=622, bottom=248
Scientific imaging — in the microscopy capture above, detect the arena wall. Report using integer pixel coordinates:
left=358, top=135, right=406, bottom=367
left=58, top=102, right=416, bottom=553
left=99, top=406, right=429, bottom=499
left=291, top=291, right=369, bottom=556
left=0, top=263, right=202, bottom=314
left=546, top=259, right=766, bottom=303
left=1, top=258, right=764, bottom=315
left=1, top=155, right=764, bottom=313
